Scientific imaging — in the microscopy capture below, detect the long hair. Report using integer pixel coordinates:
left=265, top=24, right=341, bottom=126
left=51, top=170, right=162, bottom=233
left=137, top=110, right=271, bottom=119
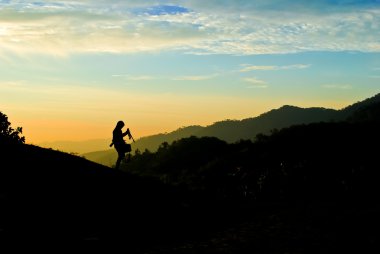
left=115, top=120, right=124, bottom=130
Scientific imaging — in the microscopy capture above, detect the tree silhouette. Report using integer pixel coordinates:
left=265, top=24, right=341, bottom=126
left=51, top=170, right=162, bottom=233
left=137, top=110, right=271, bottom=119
left=122, top=116, right=380, bottom=203
left=0, top=111, right=25, bottom=144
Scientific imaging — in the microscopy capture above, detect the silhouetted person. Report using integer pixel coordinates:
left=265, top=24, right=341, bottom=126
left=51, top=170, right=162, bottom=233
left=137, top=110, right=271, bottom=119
left=110, top=120, right=132, bottom=169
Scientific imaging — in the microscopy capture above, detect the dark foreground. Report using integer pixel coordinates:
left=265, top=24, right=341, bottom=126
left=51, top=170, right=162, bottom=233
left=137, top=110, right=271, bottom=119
left=141, top=202, right=380, bottom=254
left=1, top=144, right=380, bottom=253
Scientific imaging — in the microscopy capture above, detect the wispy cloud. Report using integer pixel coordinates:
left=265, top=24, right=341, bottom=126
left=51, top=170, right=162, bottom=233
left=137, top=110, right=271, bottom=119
left=133, top=5, right=190, bottom=15
left=243, top=77, right=268, bottom=88
left=0, top=1, right=380, bottom=56
left=322, top=84, right=352, bottom=89
left=239, top=64, right=310, bottom=72
left=111, top=73, right=218, bottom=81
left=172, top=74, right=218, bottom=81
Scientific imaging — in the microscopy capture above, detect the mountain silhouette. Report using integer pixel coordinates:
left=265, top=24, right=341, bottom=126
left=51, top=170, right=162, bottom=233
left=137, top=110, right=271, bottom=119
left=2, top=95, right=380, bottom=251
left=119, top=100, right=380, bottom=253
left=340, top=92, right=380, bottom=119
left=84, top=92, right=380, bottom=166
left=38, top=138, right=111, bottom=154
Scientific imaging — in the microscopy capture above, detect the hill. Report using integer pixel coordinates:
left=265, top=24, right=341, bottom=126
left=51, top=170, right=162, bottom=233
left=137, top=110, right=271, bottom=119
left=2, top=100, right=380, bottom=251
left=340, top=92, right=380, bottom=118
left=124, top=121, right=380, bottom=202
left=0, top=143, right=234, bottom=248
left=118, top=101, right=380, bottom=252
left=84, top=93, right=380, bottom=166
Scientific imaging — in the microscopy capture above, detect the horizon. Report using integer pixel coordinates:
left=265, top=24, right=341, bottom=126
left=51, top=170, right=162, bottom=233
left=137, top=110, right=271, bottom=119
left=1, top=0, right=380, bottom=144
left=35, top=92, right=378, bottom=145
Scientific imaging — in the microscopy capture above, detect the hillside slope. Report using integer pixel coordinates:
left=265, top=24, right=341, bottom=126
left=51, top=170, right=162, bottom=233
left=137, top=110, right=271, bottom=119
left=0, top=144, right=226, bottom=247
left=2, top=100, right=380, bottom=251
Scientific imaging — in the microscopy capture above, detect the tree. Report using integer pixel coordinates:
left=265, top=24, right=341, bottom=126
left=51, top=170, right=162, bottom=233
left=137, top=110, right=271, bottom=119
left=0, top=111, right=25, bottom=144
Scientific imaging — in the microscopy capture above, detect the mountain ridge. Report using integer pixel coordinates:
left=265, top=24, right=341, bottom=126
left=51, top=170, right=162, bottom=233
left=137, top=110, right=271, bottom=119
left=3, top=92, right=380, bottom=248
left=45, top=93, right=380, bottom=166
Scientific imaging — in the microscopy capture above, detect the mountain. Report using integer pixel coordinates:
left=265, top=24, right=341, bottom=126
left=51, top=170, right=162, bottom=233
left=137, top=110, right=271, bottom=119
left=340, top=92, right=380, bottom=119
left=82, top=93, right=380, bottom=166
left=83, top=107, right=340, bottom=166
left=196, top=105, right=338, bottom=142
left=2, top=98, right=380, bottom=250
left=38, top=138, right=111, bottom=154
left=190, top=92, right=380, bottom=142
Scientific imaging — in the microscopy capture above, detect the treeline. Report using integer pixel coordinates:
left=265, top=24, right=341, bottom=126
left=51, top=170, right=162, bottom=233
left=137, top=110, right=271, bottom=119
left=123, top=120, right=380, bottom=203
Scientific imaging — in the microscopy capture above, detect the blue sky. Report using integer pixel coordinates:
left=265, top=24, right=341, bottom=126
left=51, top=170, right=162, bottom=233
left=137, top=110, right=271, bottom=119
left=0, top=0, right=379, bottom=143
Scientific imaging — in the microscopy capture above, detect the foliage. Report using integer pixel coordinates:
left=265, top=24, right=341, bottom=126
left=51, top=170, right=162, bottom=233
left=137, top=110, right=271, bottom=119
left=123, top=120, right=380, bottom=203
left=125, top=136, right=229, bottom=189
left=0, top=111, right=25, bottom=144
left=347, top=101, right=380, bottom=123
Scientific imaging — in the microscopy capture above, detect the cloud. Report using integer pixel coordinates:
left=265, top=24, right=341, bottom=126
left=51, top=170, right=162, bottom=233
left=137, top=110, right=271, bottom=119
left=322, top=84, right=352, bottom=89
left=243, top=77, right=268, bottom=88
left=239, top=64, right=310, bottom=72
left=111, top=73, right=218, bottom=81
left=0, top=1, right=380, bottom=56
left=133, top=5, right=190, bottom=15
left=172, top=74, right=218, bottom=81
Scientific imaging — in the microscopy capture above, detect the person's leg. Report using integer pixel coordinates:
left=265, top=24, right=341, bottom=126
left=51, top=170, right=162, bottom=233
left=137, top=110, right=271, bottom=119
left=115, top=150, right=125, bottom=169
left=115, top=156, right=122, bottom=169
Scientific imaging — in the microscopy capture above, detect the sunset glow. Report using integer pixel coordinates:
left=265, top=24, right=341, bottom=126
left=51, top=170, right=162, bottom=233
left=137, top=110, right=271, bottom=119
left=1, top=0, right=379, bottom=144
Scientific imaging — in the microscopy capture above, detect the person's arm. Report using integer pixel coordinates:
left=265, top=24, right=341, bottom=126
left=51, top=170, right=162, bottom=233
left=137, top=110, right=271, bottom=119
left=122, top=128, right=131, bottom=138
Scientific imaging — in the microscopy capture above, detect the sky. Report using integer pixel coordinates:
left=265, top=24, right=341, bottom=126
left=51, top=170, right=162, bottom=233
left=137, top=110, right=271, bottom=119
left=1, top=0, right=380, bottom=144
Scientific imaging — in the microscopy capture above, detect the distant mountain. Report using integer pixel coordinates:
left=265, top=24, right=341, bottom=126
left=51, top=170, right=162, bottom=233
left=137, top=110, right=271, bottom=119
left=83, top=93, right=380, bottom=166
left=81, top=149, right=116, bottom=167
left=83, top=106, right=341, bottom=166
left=340, top=92, right=380, bottom=119
left=194, top=106, right=338, bottom=142
left=38, top=138, right=110, bottom=154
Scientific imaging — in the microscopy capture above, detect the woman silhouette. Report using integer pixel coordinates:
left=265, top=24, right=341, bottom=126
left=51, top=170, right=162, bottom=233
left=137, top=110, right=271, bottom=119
left=110, top=120, right=132, bottom=169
